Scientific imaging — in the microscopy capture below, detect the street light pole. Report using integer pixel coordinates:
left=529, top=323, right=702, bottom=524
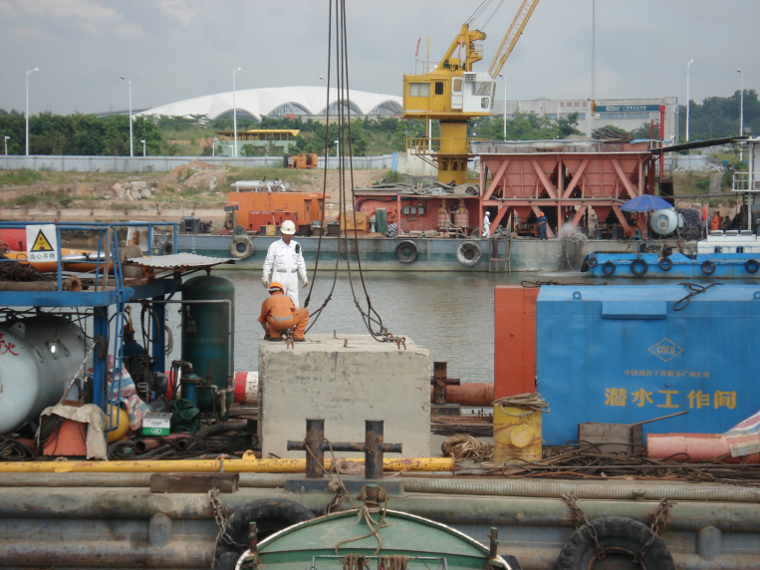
left=498, top=74, right=507, bottom=140
left=120, top=76, right=133, bottom=157
left=686, top=59, right=694, bottom=142
left=212, top=137, right=218, bottom=157
left=3, top=136, right=9, bottom=156
left=140, top=139, right=146, bottom=157
left=233, top=67, right=241, bottom=158
left=26, top=67, right=39, bottom=156
left=738, top=68, right=744, bottom=161
left=319, top=76, right=327, bottom=86
left=334, top=139, right=339, bottom=167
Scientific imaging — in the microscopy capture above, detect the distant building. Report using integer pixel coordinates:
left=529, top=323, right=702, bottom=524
left=499, top=97, right=679, bottom=142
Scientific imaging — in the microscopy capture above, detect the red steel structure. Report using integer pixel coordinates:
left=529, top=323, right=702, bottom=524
left=477, top=141, right=660, bottom=237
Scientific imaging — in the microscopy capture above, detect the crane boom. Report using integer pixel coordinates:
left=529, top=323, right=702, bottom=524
left=487, top=0, right=540, bottom=79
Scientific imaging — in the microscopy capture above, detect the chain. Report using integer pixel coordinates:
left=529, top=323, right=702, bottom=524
left=208, top=487, right=247, bottom=549
left=561, top=493, right=605, bottom=560
left=633, top=498, right=674, bottom=564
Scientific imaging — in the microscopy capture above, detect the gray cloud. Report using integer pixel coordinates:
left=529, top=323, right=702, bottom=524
left=1, top=0, right=757, bottom=115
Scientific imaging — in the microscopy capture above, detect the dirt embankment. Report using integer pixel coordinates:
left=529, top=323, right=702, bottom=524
left=0, top=160, right=389, bottom=227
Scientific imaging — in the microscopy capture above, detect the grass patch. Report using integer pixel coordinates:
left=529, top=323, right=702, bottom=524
left=0, top=169, right=48, bottom=187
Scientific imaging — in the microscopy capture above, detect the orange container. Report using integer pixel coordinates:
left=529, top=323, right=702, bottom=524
left=42, top=419, right=88, bottom=457
left=494, top=286, right=538, bottom=398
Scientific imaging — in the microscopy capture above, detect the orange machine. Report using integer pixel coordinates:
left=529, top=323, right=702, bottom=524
left=228, top=192, right=323, bottom=233
left=286, top=153, right=318, bottom=169
left=494, top=286, right=538, bottom=398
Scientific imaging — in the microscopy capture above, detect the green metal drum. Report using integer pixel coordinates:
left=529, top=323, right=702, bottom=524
left=375, top=208, right=388, bottom=235
left=181, top=275, right=234, bottom=414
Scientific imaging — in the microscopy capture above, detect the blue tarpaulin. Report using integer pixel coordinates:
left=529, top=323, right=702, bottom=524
left=620, top=194, right=673, bottom=212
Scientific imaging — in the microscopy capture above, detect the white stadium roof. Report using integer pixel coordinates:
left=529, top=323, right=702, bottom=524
left=138, top=86, right=402, bottom=120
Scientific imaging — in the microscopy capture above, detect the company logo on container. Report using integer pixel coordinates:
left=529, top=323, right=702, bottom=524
left=648, top=338, right=683, bottom=362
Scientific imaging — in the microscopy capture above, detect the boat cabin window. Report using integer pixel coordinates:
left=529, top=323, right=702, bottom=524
left=434, top=82, right=444, bottom=95
left=737, top=246, right=744, bottom=253
left=409, top=83, right=430, bottom=97
left=714, top=247, right=722, bottom=253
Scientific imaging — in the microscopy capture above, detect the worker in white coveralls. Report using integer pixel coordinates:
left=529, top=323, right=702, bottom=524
left=482, top=212, right=491, bottom=237
left=262, top=220, right=308, bottom=308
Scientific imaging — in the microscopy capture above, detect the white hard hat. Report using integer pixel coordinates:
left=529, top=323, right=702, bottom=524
left=281, top=220, right=296, bottom=235
left=485, top=212, right=490, bottom=217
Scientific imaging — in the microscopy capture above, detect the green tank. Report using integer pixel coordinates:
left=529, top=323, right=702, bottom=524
left=181, top=275, right=234, bottom=415
left=375, top=208, right=388, bottom=234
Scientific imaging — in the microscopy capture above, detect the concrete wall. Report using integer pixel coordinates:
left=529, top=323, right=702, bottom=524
left=258, top=334, right=431, bottom=459
left=0, top=154, right=393, bottom=173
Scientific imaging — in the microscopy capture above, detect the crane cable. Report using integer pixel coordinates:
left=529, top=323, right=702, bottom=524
left=467, top=0, right=493, bottom=26
left=304, top=0, right=402, bottom=345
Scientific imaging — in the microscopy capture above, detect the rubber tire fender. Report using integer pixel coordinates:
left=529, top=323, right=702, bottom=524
left=213, top=499, right=315, bottom=569
left=456, top=240, right=482, bottom=267
left=602, top=260, right=616, bottom=275
left=395, top=240, right=419, bottom=263
left=555, top=516, right=675, bottom=570
left=745, top=259, right=759, bottom=274
left=630, top=258, right=648, bottom=276
left=658, top=257, right=673, bottom=271
left=230, top=235, right=254, bottom=260
left=586, top=255, right=598, bottom=268
left=701, top=260, right=716, bottom=275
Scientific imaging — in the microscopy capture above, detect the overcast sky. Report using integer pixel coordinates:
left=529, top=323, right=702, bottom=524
left=1, top=0, right=758, bottom=116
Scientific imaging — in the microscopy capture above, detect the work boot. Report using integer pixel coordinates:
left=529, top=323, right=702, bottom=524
left=293, top=336, right=305, bottom=342
left=268, top=334, right=283, bottom=342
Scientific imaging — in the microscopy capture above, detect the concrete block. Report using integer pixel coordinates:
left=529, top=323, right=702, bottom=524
left=259, top=334, right=431, bottom=459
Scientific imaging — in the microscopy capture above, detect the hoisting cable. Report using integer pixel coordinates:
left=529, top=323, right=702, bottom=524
left=467, top=0, right=493, bottom=26
left=481, top=0, right=507, bottom=30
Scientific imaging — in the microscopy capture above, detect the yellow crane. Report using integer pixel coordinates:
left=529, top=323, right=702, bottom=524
left=402, top=0, right=540, bottom=184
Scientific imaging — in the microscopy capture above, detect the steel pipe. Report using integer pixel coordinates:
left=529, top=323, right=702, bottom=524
left=430, top=383, right=495, bottom=407
left=0, top=472, right=288, bottom=488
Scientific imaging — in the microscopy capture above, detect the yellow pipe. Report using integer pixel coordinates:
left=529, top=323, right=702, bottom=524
left=0, top=451, right=453, bottom=474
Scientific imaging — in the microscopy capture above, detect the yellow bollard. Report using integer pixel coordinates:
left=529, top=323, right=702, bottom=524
left=493, top=404, right=542, bottom=463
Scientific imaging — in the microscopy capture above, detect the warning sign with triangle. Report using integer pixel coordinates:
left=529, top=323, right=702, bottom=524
left=31, top=229, right=54, bottom=252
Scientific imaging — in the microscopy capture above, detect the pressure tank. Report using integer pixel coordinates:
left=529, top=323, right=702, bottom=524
left=375, top=208, right=388, bottom=235
left=651, top=209, right=678, bottom=236
left=0, top=316, right=88, bottom=434
left=437, top=206, right=450, bottom=231
left=181, top=275, right=234, bottom=414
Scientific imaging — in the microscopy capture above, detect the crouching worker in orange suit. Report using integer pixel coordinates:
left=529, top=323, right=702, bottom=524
left=258, top=281, right=309, bottom=342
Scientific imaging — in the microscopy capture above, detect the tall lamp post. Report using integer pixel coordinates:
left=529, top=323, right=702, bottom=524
left=319, top=76, right=327, bottom=86
left=233, top=67, right=241, bottom=158
left=140, top=139, right=146, bottom=157
left=26, top=67, right=39, bottom=156
left=738, top=68, right=744, bottom=161
left=3, top=136, right=9, bottom=156
left=686, top=59, right=694, bottom=142
left=120, top=76, right=133, bottom=157
left=498, top=73, right=507, bottom=140
left=334, top=139, right=339, bottom=167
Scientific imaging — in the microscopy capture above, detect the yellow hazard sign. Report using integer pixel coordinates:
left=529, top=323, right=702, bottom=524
left=25, top=224, right=58, bottom=262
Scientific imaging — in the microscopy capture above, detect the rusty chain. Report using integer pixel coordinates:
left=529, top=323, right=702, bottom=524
left=561, top=492, right=605, bottom=560
left=632, top=498, right=674, bottom=564
left=208, top=487, right=247, bottom=549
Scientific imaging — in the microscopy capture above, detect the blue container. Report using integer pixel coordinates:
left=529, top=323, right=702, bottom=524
left=536, top=284, right=760, bottom=445
left=181, top=275, right=234, bottom=414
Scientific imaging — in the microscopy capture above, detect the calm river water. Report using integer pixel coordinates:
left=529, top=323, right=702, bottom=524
left=164, top=270, right=609, bottom=383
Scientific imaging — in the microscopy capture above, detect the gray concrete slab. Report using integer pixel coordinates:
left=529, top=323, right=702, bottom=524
left=259, top=334, right=431, bottom=459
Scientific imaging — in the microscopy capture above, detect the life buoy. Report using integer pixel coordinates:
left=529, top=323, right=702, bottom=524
left=213, top=499, right=314, bottom=570
left=701, top=260, right=716, bottom=275
left=556, top=516, right=674, bottom=570
left=586, top=256, right=598, bottom=268
left=630, top=258, right=648, bottom=276
left=658, top=257, right=673, bottom=271
left=745, top=259, right=759, bottom=274
left=229, top=235, right=254, bottom=259
left=456, top=241, right=482, bottom=267
left=602, top=261, right=616, bottom=275
left=395, top=240, right=418, bottom=263
left=161, top=241, right=174, bottom=255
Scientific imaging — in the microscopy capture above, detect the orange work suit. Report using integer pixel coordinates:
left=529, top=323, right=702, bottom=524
left=710, top=214, right=721, bottom=231
left=258, top=292, right=309, bottom=340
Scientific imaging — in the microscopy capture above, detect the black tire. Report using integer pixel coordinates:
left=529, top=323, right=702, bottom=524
left=658, top=257, right=673, bottom=271
left=746, top=259, right=759, bottom=274
left=630, top=258, right=648, bottom=276
left=602, top=261, right=616, bottom=275
left=701, top=260, right=716, bottom=275
left=586, top=256, right=598, bottom=268
left=556, top=516, right=674, bottom=570
left=395, top=240, right=418, bottom=263
left=456, top=241, right=482, bottom=267
left=229, top=235, right=254, bottom=259
left=213, top=499, right=315, bottom=569
left=162, top=241, right=174, bottom=255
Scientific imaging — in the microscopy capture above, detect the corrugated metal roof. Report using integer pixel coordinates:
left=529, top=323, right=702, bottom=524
left=126, top=253, right=235, bottom=269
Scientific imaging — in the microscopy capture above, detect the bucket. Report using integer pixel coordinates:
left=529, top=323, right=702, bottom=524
left=493, top=404, right=542, bottom=463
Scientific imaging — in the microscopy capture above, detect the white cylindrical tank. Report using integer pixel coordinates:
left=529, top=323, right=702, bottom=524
left=651, top=209, right=678, bottom=236
left=0, top=316, right=87, bottom=434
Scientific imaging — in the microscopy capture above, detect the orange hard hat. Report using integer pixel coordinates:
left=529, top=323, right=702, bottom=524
left=268, top=282, right=284, bottom=294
